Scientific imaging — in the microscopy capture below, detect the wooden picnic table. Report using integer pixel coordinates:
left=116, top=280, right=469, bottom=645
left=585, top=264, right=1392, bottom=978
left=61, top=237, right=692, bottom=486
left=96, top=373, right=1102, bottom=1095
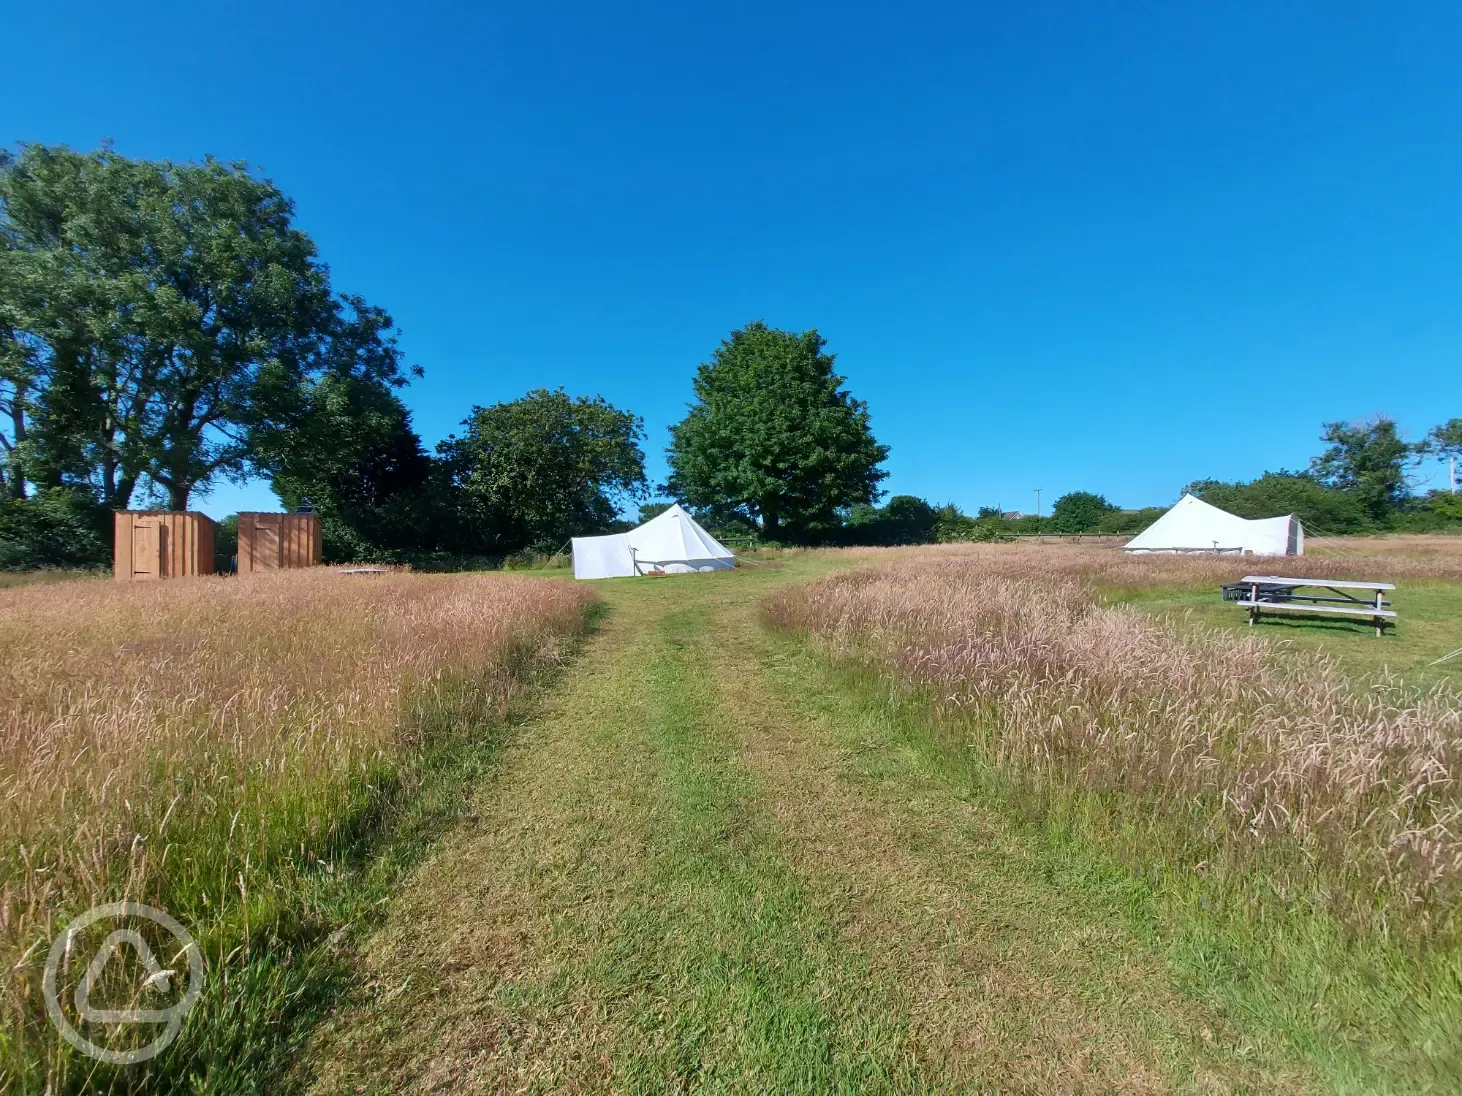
left=1234, top=575, right=1396, bottom=637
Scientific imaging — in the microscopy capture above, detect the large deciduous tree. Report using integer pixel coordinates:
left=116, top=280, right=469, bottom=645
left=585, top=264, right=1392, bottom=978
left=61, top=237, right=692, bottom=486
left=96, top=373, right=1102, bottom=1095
left=255, top=298, right=434, bottom=560
left=1050, top=491, right=1118, bottom=533
left=437, top=388, right=646, bottom=554
left=1308, top=417, right=1419, bottom=522
left=1425, top=419, right=1462, bottom=471
left=0, top=144, right=380, bottom=510
left=665, top=322, right=888, bottom=541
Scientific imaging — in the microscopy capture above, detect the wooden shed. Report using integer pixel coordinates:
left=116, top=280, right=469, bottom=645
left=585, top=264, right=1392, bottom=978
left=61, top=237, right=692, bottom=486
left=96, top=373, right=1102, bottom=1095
left=114, top=511, right=217, bottom=581
left=237, top=512, right=323, bottom=574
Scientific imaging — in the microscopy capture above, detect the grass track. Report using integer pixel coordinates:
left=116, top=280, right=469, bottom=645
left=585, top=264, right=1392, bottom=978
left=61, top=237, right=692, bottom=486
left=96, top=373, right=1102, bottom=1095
left=303, top=563, right=1330, bottom=1094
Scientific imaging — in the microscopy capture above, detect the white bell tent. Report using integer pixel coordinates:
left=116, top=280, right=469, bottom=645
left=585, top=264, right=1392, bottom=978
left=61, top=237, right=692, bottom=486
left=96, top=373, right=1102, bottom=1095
left=572, top=504, right=736, bottom=580
left=1124, top=494, right=1303, bottom=556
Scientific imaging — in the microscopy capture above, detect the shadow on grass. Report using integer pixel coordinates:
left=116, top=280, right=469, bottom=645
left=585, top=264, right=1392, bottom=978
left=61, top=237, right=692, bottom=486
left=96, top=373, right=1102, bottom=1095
left=1244, top=614, right=1395, bottom=638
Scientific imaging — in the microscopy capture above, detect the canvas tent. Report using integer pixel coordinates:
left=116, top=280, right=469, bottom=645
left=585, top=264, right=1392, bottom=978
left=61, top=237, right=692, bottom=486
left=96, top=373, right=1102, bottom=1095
left=1124, top=494, right=1303, bottom=556
left=572, top=504, right=736, bottom=579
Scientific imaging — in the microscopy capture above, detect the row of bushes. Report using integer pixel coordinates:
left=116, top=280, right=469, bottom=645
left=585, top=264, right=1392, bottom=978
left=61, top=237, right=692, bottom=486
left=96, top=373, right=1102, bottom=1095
left=825, top=474, right=1462, bottom=549
left=1187, top=471, right=1462, bottom=535
left=0, top=492, right=576, bottom=574
left=0, top=489, right=110, bottom=570
left=7, top=477, right=1460, bottom=574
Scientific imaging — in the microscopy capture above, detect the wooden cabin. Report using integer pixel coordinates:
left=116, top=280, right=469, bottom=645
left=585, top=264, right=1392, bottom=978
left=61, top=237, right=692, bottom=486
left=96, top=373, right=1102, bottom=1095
left=114, top=512, right=217, bottom=581
left=237, top=512, right=323, bottom=574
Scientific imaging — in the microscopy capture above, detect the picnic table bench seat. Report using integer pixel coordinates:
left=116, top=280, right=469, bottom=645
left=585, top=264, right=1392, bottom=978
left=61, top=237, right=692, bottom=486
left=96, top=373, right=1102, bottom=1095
left=1231, top=575, right=1396, bottom=637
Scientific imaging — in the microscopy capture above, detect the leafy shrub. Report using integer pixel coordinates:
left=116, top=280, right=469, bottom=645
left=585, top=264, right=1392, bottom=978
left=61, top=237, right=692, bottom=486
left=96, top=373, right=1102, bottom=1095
left=0, top=488, right=110, bottom=570
left=1094, top=506, right=1168, bottom=535
left=843, top=495, right=942, bottom=545
left=1050, top=491, right=1118, bottom=533
left=213, top=513, right=239, bottom=572
left=1185, top=472, right=1371, bottom=534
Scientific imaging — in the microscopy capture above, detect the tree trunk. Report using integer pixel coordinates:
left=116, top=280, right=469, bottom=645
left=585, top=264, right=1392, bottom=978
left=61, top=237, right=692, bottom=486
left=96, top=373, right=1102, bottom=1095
left=5, top=386, right=28, bottom=499
left=102, top=452, right=118, bottom=508
left=168, top=479, right=192, bottom=511
left=760, top=504, right=780, bottom=538
left=109, top=473, right=138, bottom=512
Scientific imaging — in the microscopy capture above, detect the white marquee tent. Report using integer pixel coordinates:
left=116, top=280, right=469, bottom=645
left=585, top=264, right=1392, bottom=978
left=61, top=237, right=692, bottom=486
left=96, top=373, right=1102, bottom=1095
left=1124, top=494, right=1303, bottom=556
left=572, top=504, right=736, bottom=580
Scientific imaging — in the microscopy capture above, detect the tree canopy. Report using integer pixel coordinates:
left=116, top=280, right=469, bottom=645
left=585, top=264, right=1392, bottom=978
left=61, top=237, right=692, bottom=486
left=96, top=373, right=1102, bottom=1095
left=665, top=322, right=888, bottom=542
left=260, top=330, right=434, bottom=561
left=1428, top=418, right=1462, bottom=455
left=0, top=145, right=357, bottom=509
left=844, top=494, right=941, bottom=545
left=1308, top=417, right=1419, bottom=522
left=438, top=388, right=646, bottom=554
left=1185, top=471, right=1372, bottom=533
left=0, top=143, right=426, bottom=565
left=4, top=145, right=1456, bottom=568
left=1424, top=419, right=1462, bottom=488
left=1049, top=491, right=1117, bottom=533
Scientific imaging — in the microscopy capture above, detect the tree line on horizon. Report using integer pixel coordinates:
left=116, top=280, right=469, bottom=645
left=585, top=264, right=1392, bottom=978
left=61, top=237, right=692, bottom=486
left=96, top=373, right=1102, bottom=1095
left=831, top=411, right=1462, bottom=546
left=2, top=145, right=1458, bottom=571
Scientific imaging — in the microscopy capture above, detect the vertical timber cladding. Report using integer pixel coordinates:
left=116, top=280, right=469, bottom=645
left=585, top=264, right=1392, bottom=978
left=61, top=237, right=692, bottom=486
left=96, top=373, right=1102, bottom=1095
left=237, top=513, right=323, bottom=574
left=113, top=512, right=217, bottom=580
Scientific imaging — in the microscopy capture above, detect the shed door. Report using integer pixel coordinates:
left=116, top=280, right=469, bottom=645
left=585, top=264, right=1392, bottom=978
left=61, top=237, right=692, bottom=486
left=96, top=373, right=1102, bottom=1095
left=254, top=519, right=281, bottom=571
left=132, top=522, right=166, bottom=580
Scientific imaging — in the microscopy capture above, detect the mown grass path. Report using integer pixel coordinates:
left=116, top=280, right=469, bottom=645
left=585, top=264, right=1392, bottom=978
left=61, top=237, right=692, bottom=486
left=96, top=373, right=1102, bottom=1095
left=303, top=564, right=1318, bottom=1094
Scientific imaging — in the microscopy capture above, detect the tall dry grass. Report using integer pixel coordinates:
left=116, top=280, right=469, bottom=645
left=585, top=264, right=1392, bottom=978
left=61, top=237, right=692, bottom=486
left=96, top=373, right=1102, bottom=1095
left=765, top=552, right=1462, bottom=934
left=0, top=568, right=592, bottom=1088
left=1307, top=533, right=1462, bottom=560
left=829, top=538, right=1462, bottom=584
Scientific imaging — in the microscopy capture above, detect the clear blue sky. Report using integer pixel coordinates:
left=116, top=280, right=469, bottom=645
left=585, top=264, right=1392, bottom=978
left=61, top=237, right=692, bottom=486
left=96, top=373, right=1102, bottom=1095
left=8, top=1, right=1460, bottom=519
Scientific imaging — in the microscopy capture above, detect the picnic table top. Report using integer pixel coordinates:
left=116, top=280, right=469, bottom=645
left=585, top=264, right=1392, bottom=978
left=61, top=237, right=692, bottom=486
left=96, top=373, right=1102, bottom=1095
left=1241, top=575, right=1395, bottom=591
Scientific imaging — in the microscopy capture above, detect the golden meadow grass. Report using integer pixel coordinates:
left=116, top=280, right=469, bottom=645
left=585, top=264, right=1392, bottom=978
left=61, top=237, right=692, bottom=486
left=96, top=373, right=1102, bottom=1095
left=765, top=545, right=1462, bottom=936
left=830, top=535, right=1462, bottom=582
left=0, top=568, right=592, bottom=1087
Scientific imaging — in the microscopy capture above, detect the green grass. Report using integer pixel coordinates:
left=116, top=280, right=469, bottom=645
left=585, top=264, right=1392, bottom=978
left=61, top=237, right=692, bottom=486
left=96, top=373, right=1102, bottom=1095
left=301, top=561, right=1377, bottom=1093
left=8, top=637, right=589, bottom=1096
left=171, top=671, right=575, bottom=1096
left=35, top=553, right=1451, bottom=1092
left=300, top=564, right=935, bottom=1094
left=766, top=638, right=1462, bottom=1094
left=1111, top=580, right=1462, bottom=689
left=589, top=606, right=924, bottom=1092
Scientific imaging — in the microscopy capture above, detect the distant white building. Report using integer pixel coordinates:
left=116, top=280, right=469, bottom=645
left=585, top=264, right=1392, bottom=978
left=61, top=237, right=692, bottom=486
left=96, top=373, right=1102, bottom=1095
left=1124, top=494, right=1303, bottom=556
